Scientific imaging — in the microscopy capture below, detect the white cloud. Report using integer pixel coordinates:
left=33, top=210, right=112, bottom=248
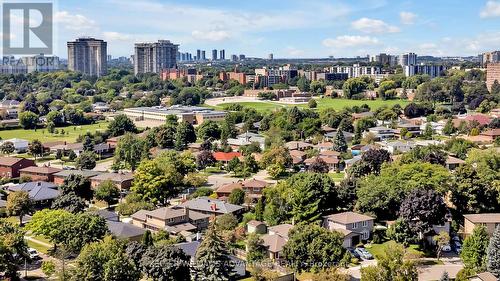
left=480, top=1, right=500, bottom=18
left=191, top=30, right=231, bottom=42
left=102, top=32, right=132, bottom=42
left=351, top=17, right=400, bottom=34
left=400, top=11, right=417, bottom=25
left=322, top=35, right=379, bottom=48
left=285, top=46, right=305, bottom=57
left=54, top=11, right=97, bottom=31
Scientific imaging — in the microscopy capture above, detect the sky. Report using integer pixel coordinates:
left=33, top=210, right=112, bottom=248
left=43, top=0, right=500, bottom=58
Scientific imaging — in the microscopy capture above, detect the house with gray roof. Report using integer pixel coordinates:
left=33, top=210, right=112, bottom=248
left=7, top=181, right=60, bottom=205
left=178, top=197, right=244, bottom=216
left=131, top=206, right=210, bottom=235
left=106, top=221, right=145, bottom=241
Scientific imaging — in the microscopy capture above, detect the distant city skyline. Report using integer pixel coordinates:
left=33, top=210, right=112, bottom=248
left=48, top=0, right=500, bottom=58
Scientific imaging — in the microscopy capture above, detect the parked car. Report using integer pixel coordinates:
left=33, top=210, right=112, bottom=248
left=441, top=244, right=452, bottom=252
left=347, top=247, right=360, bottom=259
left=28, top=248, right=40, bottom=260
left=451, top=235, right=461, bottom=242
left=452, top=241, right=462, bottom=254
left=355, top=247, right=373, bottom=260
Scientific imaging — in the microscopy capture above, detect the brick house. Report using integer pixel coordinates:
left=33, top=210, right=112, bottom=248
left=52, top=170, right=102, bottom=185
left=19, top=166, right=62, bottom=182
left=0, top=157, right=36, bottom=179
left=131, top=207, right=210, bottom=235
left=90, top=172, right=134, bottom=190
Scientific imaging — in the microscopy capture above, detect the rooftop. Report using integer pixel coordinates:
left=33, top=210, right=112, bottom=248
left=324, top=211, right=375, bottom=224
left=53, top=170, right=102, bottom=178
left=20, top=166, right=62, bottom=174
left=464, top=213, right=500, bottom=223
left=91, top=172, right=134, bottom=183
left=179, top=197, right=244, bottom=214
left=0, top=157, right=32, bottom=166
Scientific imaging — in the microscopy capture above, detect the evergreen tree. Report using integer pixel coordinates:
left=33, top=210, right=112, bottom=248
left=442, top=118, right=455, bottom=136
left=82, top=133, right=94, bottom=152
left=254, top=198, right=264, bottom=221
left=461, top=225, right=489, bottom=272
left=333, top=130, right=348, bottom=153
left=193, top=222, right=235, bottom=280
left=142, top=230, right=154, bottom=247
left=487, top=226, right=500, bottom=277
left=423, top=123, right=433, bottom=140
left=352, top=125, right=362, bottom=145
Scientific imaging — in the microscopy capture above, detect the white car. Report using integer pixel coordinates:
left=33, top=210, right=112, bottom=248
left=441, top=244, right=452, bottom=252
left=28, top=248, right=40, bottom=260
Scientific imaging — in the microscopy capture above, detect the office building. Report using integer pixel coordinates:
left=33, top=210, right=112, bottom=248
left=481, top=51, right=500, bottom=66
left=399, top=52, right=417, bottom=66
left=134, top=40, right=179, bottom=75
left=212, top=49, right=218, bottom=61
left=219, top=49, right=225, bottom=60
left=67, top=37, right=107, bottom=77
left=487, top=63, right=500, bottom=91
left=196, top=50, right=201, bottom=61
left=201, top=51, right=206, bottom=60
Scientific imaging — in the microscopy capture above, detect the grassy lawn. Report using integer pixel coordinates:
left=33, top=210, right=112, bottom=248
left=210, top=98, right=409, bottom=112
left=366, top=241, right=428, bottom=259
left=329, top=172, right=345, bottom=181
left=26, top=239, right=51, bottom=254
left=0, top=121, right=109, bottom=142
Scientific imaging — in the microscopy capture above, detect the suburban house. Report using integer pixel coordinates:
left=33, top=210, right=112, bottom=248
left=131, top=206, right=210, bottom=235
left=469, top=272, right=499, bottom=281
left=90, top=172, right=134, bottom=190
left=178, top=197, right=244, bottom=217
left=289, top=150, right=306, bottom=165
left=304, top=156, right=342, bottom=172
left=50, top=142, right=115, bottom=157
left=215, top=179, right=269, bottom=201
left=324, top=131, right=354, bottom=143
left=246, top=220, right=267, bottom=234
left=366, top=126, right=395, bottom=140
left=479, top=129, right=500, bottom=142
left=7, top=181, right=60, bottom=206
left=227, top=132, right=266, bottom=150
left=53, top=170, right=103, bottom=185
left=260, top=224, right=294, bottom=260
left=0, top=138, right=29, bottom=153
left=396, top=123, right=422, bottom=137
left=322, top=211, right=375, bottom=248
left=0, top=157, right=36, bottom=179
left=381, top=141, right=416, bottom=154
left=285, top=141, right=313, bottom=151
left=445, top=156, right=465, bottom=170
left=19, top=166, right=62, bottom=182
left=175, top=241, right=246, bottom=277
left=106, top=221, right=146, bottom=241
left=463, top=213, right=500, bottom=236
left=212, top=152, right=242, bottom=164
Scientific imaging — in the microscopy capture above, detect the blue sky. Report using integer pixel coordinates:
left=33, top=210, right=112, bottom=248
left=51, top=0, right=500, bottom=58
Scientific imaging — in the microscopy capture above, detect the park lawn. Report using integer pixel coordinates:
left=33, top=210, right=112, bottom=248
left=0, top=121, right=109, bottom=142
left=209, top=98, right=409, bottom=112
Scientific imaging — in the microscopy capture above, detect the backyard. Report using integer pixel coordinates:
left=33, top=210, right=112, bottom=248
left=0, top=121, right=109, bottom=142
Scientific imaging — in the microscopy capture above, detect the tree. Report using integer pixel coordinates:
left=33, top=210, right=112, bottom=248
left=386, top=218, right=414, bottom=246
left=297, top=76, right=310, bottom=92
left=423, top=123, right=433, bottom=140
left=142, top=230, right=154, bottom=247
left=308, top=157, right=329, bottom=173
left=28, top=139, right=44, bottom=159
left=60, top=174, right=93, bottom=200
left=216, top=213, right=238, bottom=231
left=0, top=141, right=15, bottom=155
left=51, top=192, right=86, bottom=213
left=107, top=114, right=137, bottom=137
left=282, top=224, right=345, bottom=272
left=246, top=233, right=266, bottom=262
left=267, top=163, right=286, bottom=179
left=197, top=120, right=221, bottom=140
left=254, top=197, right=264, bottom=221
left=68, top=150, right=77, bottom=161
left=308, top=99, right=317, bottom=108
left=360, top=241, right=418, bottom=281
left=55, top=149, right=63, bottom=160
left=0, top=221, right=28, bottom=279
left=113, top=133, right=149, bottom=171
left=6, top=191, right=33, bottom=225
left=174, top=121, right=196, bottom=151
left=360, top=149, right=391, bottom=175
left=228, top=188, right=245, bottom=205
left=434, top=231, right=450, bottom=260
left=76, top=151, right=97, bottom=170
left=332, top=129, right=347, bottom=153
left=196, top=150, right=216, bottom=170
left=95, top=180, right=120, bottom=207
left=140, top=244, right=191, bottom=281
left=73, top=236, right=140, bottom=281
left=190, top=187, right=214, bottom=199
left=261, top=146, right=293, bottom=168
left=193, top=222, right=235, bottom=280
left=487, top=226, right=500, bottom=277
left=442, top=118, right=455, bottom=136
left=399, top=188, right=447, bottom=237
left=343, top=77, right=367, bottom=99
left=19, top=111, right=39, bottom=129
left=461, top=225, right=489, bottom=273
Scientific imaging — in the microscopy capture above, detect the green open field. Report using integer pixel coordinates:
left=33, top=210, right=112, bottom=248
left=211, top=98, right=410, bottom=112
left=0, top=121, right=109, bottom=142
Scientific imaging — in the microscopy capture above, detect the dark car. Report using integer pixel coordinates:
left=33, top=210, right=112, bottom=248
left=347, top=247, right=360, bottom=259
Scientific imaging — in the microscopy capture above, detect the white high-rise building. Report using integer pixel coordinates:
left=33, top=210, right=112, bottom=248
left=399, top=52, right=417, bottom=67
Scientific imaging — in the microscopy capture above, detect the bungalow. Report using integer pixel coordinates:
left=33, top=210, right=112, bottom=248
left=227, top=132, right=266, bottom=151
left=0, top=157, right=36, bottom=179
left=290, top=150, right=306, bottom=165
left=480, top=129, right=500, bottom=142
left=445, top=156, right=465, bottom=170
left=178, top=197, right=244, bottom=217
left=90, top=172, right=134, bottom=190
left=324, top=131, right=354, bottom=143
left=366, top=126, right=395, bottom=141
left=304, top=156, right=341, bottom=172
left=131, top=206, right=210, bottom=235
left=7, top=181, right=60, bottom=206
left=19, top=166, right=62, bottom=182
left=0, top=138, right=29, bottom=153
left=323, top=211, right=375, bottom=248
left=285, top=141, right=313, bottom=151
left=50, top=142, right=114, bottom=157
left=106, top=221, right=145, bottom=241
left=463, top=213, right=500, bottom=237
left=212, top=152, right=242, bottom=164
left=380, top=140, right=416, bottom=154
left=53, top=170, right=102, bottom=185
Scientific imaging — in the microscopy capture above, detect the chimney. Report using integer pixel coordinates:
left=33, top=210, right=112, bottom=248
left=210, top=203, right=217, bottom=211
